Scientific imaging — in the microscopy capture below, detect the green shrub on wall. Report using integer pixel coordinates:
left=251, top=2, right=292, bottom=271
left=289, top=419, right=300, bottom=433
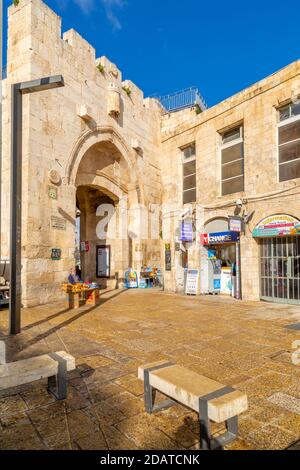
left=97, top=64, right=105, bottom=75
left=123, top=86, right=132, bottom=97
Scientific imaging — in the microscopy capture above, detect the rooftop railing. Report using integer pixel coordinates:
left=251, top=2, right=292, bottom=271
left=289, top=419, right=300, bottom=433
left=157, top=87, right=207, bottom=113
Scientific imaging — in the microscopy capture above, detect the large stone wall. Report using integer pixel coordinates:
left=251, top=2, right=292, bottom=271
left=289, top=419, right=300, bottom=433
left=2, top=0, right=300, bottom=306
left=1, top=0, right=163, bottom=306
left=160, top=60, right=300, bottom=299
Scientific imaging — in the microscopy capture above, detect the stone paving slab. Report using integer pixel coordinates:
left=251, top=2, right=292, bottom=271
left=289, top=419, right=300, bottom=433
left=1, top=290, right=300, bottom=449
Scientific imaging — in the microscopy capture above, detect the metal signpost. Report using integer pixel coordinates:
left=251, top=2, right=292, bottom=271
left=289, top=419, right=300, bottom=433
left=10, top=75, right=64, bottom=335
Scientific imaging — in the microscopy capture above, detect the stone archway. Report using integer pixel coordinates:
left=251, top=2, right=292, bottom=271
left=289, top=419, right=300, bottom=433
left=65, top=126, right=145, bottom=206
left=72, top=135, right=138, bottom=288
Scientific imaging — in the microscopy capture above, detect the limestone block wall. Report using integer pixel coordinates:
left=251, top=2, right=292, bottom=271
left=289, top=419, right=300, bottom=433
left=1, top=0, right=163, bottom=306
left=2, top=0, right=300, bottom=305
left=161, top=60, right=300, bottom=299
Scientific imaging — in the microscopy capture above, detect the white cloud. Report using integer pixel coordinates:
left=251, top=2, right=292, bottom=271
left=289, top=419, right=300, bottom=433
left=74, top=0, right=95, bottom=14
left=58, top=0, right=126, bottom=30
left=101, top=0, right=126, bottom=31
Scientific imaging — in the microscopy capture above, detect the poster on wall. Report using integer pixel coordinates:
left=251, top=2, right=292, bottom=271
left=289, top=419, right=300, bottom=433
left=81, top=241, right=90, bottom=252
left=185, top=270, right=199, bottom=295
left=51, top=248, right=61, bottom=261
left=253, top=215, right=300, bottom=238
left=165, top=244, right=172, bottom=271
left=97, top=246, right=110, bottom=278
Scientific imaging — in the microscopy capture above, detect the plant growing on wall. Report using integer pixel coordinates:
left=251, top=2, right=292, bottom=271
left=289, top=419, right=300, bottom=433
left=195, top=103, right=202, bottom=115
left=123, top=86, right=132, bottom=97
left=97, top=64, right=105, bottom=75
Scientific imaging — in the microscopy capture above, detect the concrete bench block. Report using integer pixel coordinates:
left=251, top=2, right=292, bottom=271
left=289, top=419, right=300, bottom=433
left=0, top=341, right=6, bottom=365
left=138, top=360, right=248, bottom=423
left=0, top=351, right=75, bottom=391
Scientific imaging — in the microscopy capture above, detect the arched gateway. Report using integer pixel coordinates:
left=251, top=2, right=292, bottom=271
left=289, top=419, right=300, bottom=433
left=68, top=127, right=145, bottom=290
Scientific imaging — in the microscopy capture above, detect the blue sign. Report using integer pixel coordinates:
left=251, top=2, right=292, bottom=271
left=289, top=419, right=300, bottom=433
left=208, top=231, right=240, bottom=245
left=181, top=222, right=193, bottom=242
left=208, top=249, right=217, bottom=259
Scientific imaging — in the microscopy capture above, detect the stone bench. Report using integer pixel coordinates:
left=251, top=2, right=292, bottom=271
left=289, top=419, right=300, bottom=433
left=138, top=360, right=248, bottom=450
left=0, top=342, right=75, bottom=400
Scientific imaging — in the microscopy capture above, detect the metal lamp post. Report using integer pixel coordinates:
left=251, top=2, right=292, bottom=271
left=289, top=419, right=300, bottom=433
left=10, top=75, right=64, bottom=335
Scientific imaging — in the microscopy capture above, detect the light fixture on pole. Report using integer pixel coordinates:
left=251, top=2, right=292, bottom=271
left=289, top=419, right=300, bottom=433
left=10, top=75, right=64, bottom=335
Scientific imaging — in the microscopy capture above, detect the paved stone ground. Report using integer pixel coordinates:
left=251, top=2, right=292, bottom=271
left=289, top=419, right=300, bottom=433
left=1, top=289, right=300, bottom=450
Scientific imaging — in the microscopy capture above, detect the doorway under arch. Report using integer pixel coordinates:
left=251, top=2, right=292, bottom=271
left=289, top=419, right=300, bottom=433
left=74, top=138, right=134, bottom=289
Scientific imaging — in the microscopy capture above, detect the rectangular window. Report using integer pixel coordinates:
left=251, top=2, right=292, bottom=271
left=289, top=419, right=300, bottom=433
left=278, top=102, right=300, bottom=182
left=182, top=144, right=196, bottom=204
left=221, top=126, right=244, bottom=196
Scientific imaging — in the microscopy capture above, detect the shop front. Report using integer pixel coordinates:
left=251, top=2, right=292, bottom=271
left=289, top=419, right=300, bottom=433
left=253, top=214, right=300, bottom=304
left=200, top=218, right=240, bottom=298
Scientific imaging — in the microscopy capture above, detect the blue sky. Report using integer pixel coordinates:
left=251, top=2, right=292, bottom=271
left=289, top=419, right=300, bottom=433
left=3, top=0, right=300, bottom=106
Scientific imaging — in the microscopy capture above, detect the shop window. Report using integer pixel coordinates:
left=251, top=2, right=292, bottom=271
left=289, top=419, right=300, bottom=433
left=220, top=126, right=244, bottom=196
left=182, top=143, right=196, bottom=204
left=278, top=102, right=300, bottom=182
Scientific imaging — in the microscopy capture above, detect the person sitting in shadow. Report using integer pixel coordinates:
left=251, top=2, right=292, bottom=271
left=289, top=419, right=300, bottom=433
left=68, top=267, right=81, bottom=285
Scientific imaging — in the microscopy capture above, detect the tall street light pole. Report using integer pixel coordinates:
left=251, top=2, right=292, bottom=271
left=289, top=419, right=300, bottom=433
left=10, top=75, right=64, bottom=335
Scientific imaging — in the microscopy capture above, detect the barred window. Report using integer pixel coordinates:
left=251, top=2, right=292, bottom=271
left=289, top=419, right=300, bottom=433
left=221, top=126, right=244, bottom=196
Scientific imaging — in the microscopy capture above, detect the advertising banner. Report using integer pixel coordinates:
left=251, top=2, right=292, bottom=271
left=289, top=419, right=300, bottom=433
left=200, top=231, right=240, bottom=245
left=253, top=214, right=300, bottom=238
left=97, top=246, right=110, bottom=278
left=229, top=216, right=243, bottom=233
left=165, top=244, right=172, bottom=271
left=181, top=222, right=193, bottom=242
left=185, top=269, right=199, bottom=295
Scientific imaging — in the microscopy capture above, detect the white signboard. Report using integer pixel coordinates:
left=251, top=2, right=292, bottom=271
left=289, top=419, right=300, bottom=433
left=221, top=267, right=232, bottom=294
left=185, top=269, right=199, bottom=295
left=97, top=246, right=110, bottom=278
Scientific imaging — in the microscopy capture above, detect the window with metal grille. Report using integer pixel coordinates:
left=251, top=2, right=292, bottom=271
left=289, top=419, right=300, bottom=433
left=221, top=126, right=244, bottom=196
left=278, top=102, right=300, bottom=182
left=182, top=144, right=196, bottom=204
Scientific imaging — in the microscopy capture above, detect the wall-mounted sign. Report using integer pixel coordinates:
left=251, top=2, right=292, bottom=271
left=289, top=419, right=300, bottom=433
left=51, top=248, right=61, bottom=260
left=48, top=186, right=58, bottom=200
left=180, top=222, right=193, bottom=242
left=185, top=269, right=199, bottom=295
left=51, top=216, right=66, bottom=231
left=97, top=246, right=110, bottom=278
left=253, top=214, right=300, bottom=238
left=80, top=241, right=90, bottom=252
left=201, top=231, right=240, bottom=246
left=229, top=216, right=243, bottom=233
left=200, top=233, right=209, bottom=246
left=48, top=169, right=61, bottom=185
left=165, top=244, right=172, bottom=271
